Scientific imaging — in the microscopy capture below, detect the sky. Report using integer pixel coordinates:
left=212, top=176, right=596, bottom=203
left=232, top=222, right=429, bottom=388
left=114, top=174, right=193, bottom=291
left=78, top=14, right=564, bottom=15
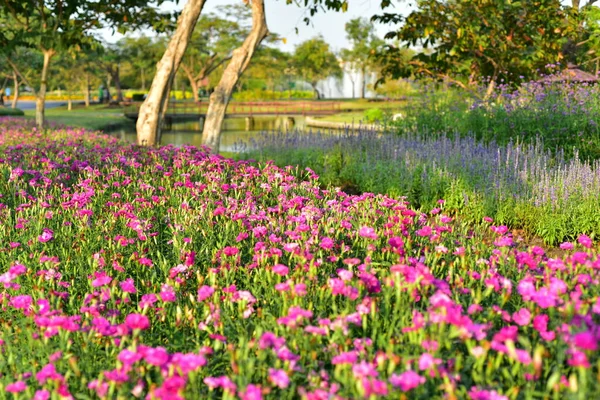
left=101, top=0, right=413, bottom=53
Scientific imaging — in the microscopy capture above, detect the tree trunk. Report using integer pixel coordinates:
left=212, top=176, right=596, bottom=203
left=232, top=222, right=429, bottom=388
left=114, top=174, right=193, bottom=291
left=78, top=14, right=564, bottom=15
left=36, top=49, right=56, bottom=129
left=360, top=67, right=366, bottom=99
left=113, top=67, right=124, bottom=102
left=201, top=0, right=268, bottom=153
left=182, top=64, right=200, bottom=102
left=312, top=83, right=321, bottom=99
left=136, top=0, right=207, bottom=146
left=84, top=74, right=90, bottom=107
left=11, top=70, right=19, bottom=109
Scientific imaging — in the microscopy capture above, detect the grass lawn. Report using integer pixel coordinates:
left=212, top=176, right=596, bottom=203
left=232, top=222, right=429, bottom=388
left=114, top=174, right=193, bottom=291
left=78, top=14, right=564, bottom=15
left=23, top=104, right=133, bottom=131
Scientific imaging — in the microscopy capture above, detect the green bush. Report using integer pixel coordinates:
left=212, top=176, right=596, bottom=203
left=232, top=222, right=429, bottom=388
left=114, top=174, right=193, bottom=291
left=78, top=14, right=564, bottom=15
left=363, top=108, right=384, bottom=122
left=131, top=93, right=145, bottom=102
left=233, top=89, right=314, bottom=101
left=0, top=107, right=25, bottom=116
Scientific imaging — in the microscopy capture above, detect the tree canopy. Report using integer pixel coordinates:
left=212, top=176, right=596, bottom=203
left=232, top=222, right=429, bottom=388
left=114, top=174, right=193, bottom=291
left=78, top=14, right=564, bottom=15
left=293, top=37, right=342, bottom=99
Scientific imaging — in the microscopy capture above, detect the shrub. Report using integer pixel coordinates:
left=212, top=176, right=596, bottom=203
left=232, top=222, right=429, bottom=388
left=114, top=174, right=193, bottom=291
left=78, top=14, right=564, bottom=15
left=0, top=107, right=24, bottom=116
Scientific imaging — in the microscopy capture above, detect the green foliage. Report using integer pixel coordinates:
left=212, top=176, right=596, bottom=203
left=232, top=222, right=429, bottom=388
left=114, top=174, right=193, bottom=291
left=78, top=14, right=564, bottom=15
left=375, top=0, right=578, bottom=94
left=0, top=107, right=24, bottom=116
left=232, top=89, right=314, bottom=101
left=363, top=108, right=384, bottom=122
left=340, top=18, right=384, bottom=98
left=292, top=37, right=343, bottom=98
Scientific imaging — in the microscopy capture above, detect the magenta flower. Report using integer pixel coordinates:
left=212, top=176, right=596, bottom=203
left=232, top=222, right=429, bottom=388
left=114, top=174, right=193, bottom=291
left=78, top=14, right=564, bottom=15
left=125, top=313, right=150, bottom=331
left=332, top=351, right=358, bottom=365
left=38, top=228, right=54, bottom=243
left=573, top=331, right=598, bottom=351
left=272, top=264, right=289, bottom=276
left=578, top=234, right=593, bottom=248
left=159, top=284, right=176, bottom=302
left=389, top=371, right=425, bottom=391
left=119, top=278, right=137, bottom=293
left=33, top=390, right=50, bottom=400
left=92, top=271, right=112, bottom=287
left=352, top=361, right=378, bottom=379
left=143, top=346, right=170, bottom=366
left=320, top=237, right=334, bottom=249
left=6, top=380, right=27, bottom=393
left=197, top=285, right=215, bottom=301
left=512, top=308, right=531, bottom=326
left=10, top=294, right=32, bottom=311
left=358, top=226, right=378, bottom=240
left=139, top=257, right=153, bottom=267
left=268, top=368, right=290, bottom=389
left=240, top=384, right=263, bottom=400
left=469, top=387, right=509, bottom=400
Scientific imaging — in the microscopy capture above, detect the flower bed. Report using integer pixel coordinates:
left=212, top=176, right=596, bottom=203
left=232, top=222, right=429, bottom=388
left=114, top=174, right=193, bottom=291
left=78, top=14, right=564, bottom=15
left=0, top=118, right=599, bottom=399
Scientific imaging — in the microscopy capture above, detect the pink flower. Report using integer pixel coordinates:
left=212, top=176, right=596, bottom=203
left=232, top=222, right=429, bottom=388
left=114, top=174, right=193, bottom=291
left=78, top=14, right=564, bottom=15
left=125, top=313, right=150, bottom=331
left=469, top=387, right=509, bottom=400
left=512, top=308, right=531, bottom=326
left=560, top=242, right=574, bottom=250
left=573, top=331, right=598, bottom=351
left=268, top=368, right=290, bottom=389
left=272, top=264, right=289, bottom=276
left=362, top=378, right=388, bottom=396
left=197, top=285, right=215, bottom=301
left=320, top=237, right=334, bottom=250
left=160, top=284, right=176, bottom=302
left=578, top=234, right=593, bottom=248
left=240, top=384, right=263, bottom=400
left=144, top=347, right=170, bottom=366
left=352, top=361, right=378, bottom=379
left=332, top=351, right=358, bottom=365
left=418, top=353, right=441, bottom=370
left=92, top=271, right=112, bottom=287
left=139, top=257, right=153, bottom=267
left=389, top=371, right=425, bottom=391
left=33, top=390, right=50, bottom=400
left=6, top=380, right=27, bottom=393
left=120, top=278, right=136, bottom=293
left=36, top=363, right=62, bottom=384
left=38, top=228, right=54, bottom=243
left=10, top=294, right=32, bottom=311
left=358, top=226, right=378, bottom=240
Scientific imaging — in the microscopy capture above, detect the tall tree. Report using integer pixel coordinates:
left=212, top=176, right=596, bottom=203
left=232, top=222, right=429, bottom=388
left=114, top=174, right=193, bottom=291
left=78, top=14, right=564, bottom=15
left=136, top=0, right=206, bottom=146
left=375, top=0, right=576, bottom=98
left=180, top=9, right=248, bottom=102
left=292, top=37, right=343, bottom=99
left=340, top=18, right=384, bottom=98
left=0, top=0, right=166, bottom=128
left=201, top=0, right=268, bottom=152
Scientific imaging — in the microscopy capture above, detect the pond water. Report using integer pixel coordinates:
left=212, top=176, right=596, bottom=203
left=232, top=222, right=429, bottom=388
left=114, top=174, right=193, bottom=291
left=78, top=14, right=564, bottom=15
left=107, top=116, right=308, bottom=153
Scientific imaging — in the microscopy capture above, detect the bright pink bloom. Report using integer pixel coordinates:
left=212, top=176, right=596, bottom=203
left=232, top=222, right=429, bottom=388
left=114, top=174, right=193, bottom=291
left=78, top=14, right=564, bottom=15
left=125, top=313, right=150, bottom=331
left=119, top=278, right=136, bottom=293
left=268, top=368, right=290, bottom=389
left=389, top=371, right=425, bottom=391
left=272, top=264, right=289, bottom=276
left=160, top=284, right=176, bottom=302
left=38, top=228, right=54, bottom=243
left=241, top=384, right=263, bottom=400
left=197, top=285, right=215, bottom=301
left=144, top=346, right=170, bottom=366
left=578, top=234, right=593, bottom=248
left=358, top=226, right=378, bottom=240
left=6, top=380, right=27, bottom=393
left=512, top=308, right=531, bottom=326
left=573, top=331, right=598, bottom=351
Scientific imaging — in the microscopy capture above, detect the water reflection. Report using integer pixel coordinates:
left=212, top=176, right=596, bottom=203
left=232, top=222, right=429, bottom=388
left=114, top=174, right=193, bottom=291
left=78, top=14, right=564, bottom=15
left=107, top=116, right=307, bottom=153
